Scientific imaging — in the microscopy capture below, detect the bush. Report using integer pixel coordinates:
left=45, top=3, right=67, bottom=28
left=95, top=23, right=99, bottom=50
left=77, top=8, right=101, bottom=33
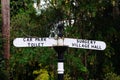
left=104, top=72, right=120, bottom=80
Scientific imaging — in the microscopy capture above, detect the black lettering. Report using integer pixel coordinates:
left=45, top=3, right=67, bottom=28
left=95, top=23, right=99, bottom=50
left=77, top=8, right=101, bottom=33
left=89, top=40, right=92, bottom=44
left=77, top=39, right=90, bottom=44
left=23, top=38, right=26, bottom=42
left=78, top=44, right=81, bottom=47
left=37, top=43, right=44, bottom=46
left=85, top=44, right=89, bottom=48
left=72, top=43, right=75, bottom=46
left=27, top=38, right=29, bottom=41
left=91, top=45, right=101, bottom=49
left=35, top=38, right=39, bottom=41
left=28, top=43, right=30, bottom=47
left=24, top=38, right=32, bottom=41
left=24, top=38, right=33, bottom=42
left=95, top=45, right=101, bottom=49
left=41, top=43, right=44, bottom=46
left=38, top=43, right=41, bottom=46
left=30, top=38, right=32, bottom=41
left=72, top=43, right=78, bottom=47
left=81, top=44, right=84, bottom=47
left=28, top=43, right=44, bottom=47
left=81, top=44, right=89, bottom=48
left=91, top=45, right=95, bottom=48
left=44, top=38, right=46, bottom=41
left=72, top=43, right=89, bottom=48
left=92, top=41, right=96, bottom=44
left=31, top=43, right=35, bottom=47
left=99, top=46, right=101, bottom=49
left=35, top=38, right=46, bottom=41
left=84, top=40, right=89, bottom=43
left=88, top=40, right=96, bottom=44
left=41, top=38, right=44, bottom=41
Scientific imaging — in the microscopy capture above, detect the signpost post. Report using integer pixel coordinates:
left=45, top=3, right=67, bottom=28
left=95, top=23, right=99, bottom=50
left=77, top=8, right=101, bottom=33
left=53, top=46, right=68, bottom=80
left=13, top=23, right=106, bottom=80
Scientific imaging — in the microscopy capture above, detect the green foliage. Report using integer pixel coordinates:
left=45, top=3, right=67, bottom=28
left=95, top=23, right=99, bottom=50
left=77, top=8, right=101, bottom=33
left=0, top=69, right=9, bottom=80
left=0, top=53, right=9, bottom=80
left=33, top=64, right=54, bottom=80
left=64, top=73, right=71, bottom=80
left=9, top=0, right=120, bottom=80
left=10, top=0, right=34, bottom=16
left=68, top=54, right=87, bottom=72
left=104, top=72, right=120, bottom=80
left=33, top=69, right=49, bottom=80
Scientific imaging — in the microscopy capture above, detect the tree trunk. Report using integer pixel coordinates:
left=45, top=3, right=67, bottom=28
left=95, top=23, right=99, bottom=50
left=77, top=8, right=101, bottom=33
left=1, top=0, right=10, bottom=71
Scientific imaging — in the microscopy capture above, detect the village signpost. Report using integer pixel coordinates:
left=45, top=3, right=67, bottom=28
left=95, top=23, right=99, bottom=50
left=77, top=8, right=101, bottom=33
left=13, top=23, right=106, bottom=80
left=13, top=38, right=106, bottom=50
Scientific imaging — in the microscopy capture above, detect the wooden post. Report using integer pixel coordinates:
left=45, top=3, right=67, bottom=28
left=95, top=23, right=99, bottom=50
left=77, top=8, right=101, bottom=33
left=1, top=0, right=10, bottom=69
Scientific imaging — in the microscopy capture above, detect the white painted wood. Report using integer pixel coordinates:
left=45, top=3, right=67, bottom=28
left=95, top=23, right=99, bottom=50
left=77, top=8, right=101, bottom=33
left=13, top=38, right=57, bottom=47
left=13, top=37, right=106, bottom=50
left=64, top=38, right=106, bottom=50
left=58, top=62, right=64, bottom=74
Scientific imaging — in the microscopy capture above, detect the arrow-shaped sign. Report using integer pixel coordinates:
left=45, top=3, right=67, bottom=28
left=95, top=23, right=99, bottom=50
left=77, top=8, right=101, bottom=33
left=13, top=38, right=57, bottom=47
left=64, top=38, right=106, bottom=50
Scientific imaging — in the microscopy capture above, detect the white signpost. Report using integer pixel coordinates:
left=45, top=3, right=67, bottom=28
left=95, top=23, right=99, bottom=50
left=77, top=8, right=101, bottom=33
left=13, top=37, right=106, bottom=80
left=13, top=37, right=106, bottom=50
left=64, top=38, right=106, bottom=50
left=13, top=38, right=57, bottom=47
left=13, top=23, right=107, bottom=80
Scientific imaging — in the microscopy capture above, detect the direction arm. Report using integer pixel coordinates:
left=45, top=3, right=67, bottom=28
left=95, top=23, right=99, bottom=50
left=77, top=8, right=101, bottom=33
left=64, top=38, right=106, bottom=50
left=13, top=38, right=57, bottom=47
